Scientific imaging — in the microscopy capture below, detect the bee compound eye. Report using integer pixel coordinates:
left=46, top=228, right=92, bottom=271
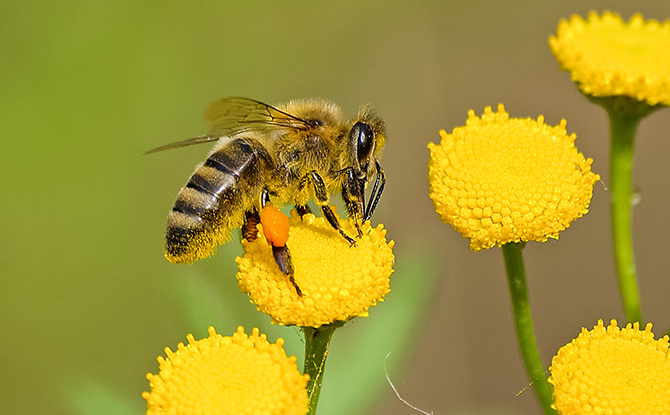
left=352, top=122, right=374, bottom=168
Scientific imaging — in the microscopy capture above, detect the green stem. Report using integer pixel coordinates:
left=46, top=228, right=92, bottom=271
left=302, top=324, right=340, bottom=415
left=584, top=93, right=662, bottom=324
left=608, top=110, right=643, bottom=324
left=502, top=243, right=557, bottom=415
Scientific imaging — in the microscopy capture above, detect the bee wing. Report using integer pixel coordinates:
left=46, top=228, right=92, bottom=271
left=144, top=134, right=219, bottom=154
left=204, top=97, right=312, bottom=136
left=145, top=97, right=312, bottom=155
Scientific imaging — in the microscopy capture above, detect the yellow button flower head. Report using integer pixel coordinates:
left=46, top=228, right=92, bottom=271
left=550, top=11, right=670, bottom=106
left=236, top=210, right=394, bottom=328
left=427, top=104, right=599, bottom=251
left=143, top=326, right=309, bottom=415
left=549, top=319, right=670, bottom=415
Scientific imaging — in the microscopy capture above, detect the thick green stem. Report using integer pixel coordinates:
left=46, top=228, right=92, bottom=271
left=502, top=243, right=557, bottom=415
left=302, top=324, right=339, bottom=415
left=608, top=111, right=643, bottom=324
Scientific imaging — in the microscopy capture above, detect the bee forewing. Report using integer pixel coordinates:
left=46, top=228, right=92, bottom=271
left=204, top=97, right=311, bottom=136
left=144, top=135, right=219, bottom=154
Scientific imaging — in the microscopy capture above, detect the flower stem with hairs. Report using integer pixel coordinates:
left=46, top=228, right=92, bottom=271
left=502, top=242, right=557, bottom=415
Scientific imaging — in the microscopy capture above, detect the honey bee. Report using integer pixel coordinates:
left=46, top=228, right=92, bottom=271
left=147, top=97, right=386, bottom=294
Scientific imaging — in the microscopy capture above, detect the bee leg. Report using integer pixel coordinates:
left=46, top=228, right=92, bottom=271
left=363, top=159, right=386, bottom=222
left=272, top=245, right=302, bottom=296
left=340, top=167, right=365, bottom=237
left=242, top=210, right=261, bottom=241
left=295, top=204, right=312, bottom=218
left=303, top=171, right=357, bottom=246
left=257, top=193, right=302, bottom=296
left=243, top=187, right=275, bottom=241
left=323, top=206, right=356, bottom=245
left=260, top=187, right=271, bottom=208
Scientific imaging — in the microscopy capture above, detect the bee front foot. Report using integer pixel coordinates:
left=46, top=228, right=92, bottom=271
left=339, top=231, right=357, bottom=247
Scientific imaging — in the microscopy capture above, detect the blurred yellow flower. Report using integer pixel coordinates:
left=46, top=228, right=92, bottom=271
left=143, top=326, right=309, bottom=415
left=549, top=319, right=670, bottom=415
left=236, top=210, right=394, bottom=328
left=428, top=104, right=599, bottom=251
left=550, top=11, right=670, bottom=106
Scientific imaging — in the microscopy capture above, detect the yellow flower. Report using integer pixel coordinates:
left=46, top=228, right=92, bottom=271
left=236, top=210, right=394, bottom=328
left=427, top=104, right=599, bottom=251
left=550, top=11, right=670, bottom=107
left=143, top=326, right=309, bottom=415
left=549, top=319, right=670, bottom=415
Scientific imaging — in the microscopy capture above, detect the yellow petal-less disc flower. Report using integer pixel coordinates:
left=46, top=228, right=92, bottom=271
left=549, top=319, right=670, bottom=415
left=428, top=104, right=600, bottom=251
left=550, top=11, right=670, bottom=107
left=143, top=326, right=309, bottom=415
left=236, top=210, right=394, bottom=328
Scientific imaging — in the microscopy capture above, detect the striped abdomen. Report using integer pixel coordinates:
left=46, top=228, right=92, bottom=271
left=165, top=137, right=275, bottom=263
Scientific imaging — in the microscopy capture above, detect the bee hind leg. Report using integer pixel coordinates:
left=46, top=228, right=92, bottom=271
left=255, top=193, right=303, bottom=296
left=272, top=245, right=302, bottom=296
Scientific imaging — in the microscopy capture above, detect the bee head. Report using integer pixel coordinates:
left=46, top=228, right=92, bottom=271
left=350, top=105, right=386, bottom=180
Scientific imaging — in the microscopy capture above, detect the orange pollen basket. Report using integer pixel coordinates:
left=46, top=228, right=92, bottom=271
left=260, top=205, right=290, bottom=247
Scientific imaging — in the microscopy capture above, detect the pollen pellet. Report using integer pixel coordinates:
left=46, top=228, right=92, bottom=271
left=260, top=205, right=290, bottom=247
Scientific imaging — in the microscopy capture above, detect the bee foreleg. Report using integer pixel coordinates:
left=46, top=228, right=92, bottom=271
left=363, top=159, right=386, bottom=222
left=304, top=171, right=356, bottom=245
left=339, top=168, right=365, bottom=237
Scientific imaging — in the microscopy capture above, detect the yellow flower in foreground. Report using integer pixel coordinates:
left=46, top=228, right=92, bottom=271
left=549, top=319, right=670, bottom=415
left=428, top=104, right=599, bottom=251
left=143, top=326, right=309, bottom=415
left=550, top=11, right=670, bottom=106
left=236, top=210, right=394, bottom=328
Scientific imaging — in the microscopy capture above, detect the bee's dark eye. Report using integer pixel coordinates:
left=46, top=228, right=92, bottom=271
left=351, top=122, right=374, bottom=167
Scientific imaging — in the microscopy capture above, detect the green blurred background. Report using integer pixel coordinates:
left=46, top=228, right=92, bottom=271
left=2, top=1, right=669, bottom=414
